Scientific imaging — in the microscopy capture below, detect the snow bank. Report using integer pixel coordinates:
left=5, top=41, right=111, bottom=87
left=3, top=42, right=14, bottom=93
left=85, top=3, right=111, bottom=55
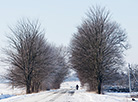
left=0, top=83, right=25, bottom=95
left=0, top=83, right=25, bottom=100
left=0, top=94, right=15, bottom=100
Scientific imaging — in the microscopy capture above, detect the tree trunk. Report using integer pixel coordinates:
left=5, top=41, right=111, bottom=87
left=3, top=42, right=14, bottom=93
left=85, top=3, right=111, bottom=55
left=98, top=78, right=102, bottom=94
left=26, top=84, right=31, bottom=94
left=31, top=83, right=34, bottom=93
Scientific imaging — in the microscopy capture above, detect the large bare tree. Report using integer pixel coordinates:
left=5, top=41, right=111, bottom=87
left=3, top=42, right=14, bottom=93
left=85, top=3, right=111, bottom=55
left=4, top=19, right=53, bottom=93
left=70, top=6, right=128, bottom=94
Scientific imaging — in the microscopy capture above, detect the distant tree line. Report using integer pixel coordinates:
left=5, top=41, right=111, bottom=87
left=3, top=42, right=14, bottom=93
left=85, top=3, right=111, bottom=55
left=128, top=64, right=138, bottom=91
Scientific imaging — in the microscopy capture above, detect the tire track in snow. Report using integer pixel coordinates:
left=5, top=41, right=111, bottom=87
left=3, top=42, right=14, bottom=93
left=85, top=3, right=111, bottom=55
left=47, top=89, right=69, bottom=102
left=56, top=89, right=76, bottom=102
left=34, top=92, right=60, bottom=102
left=34, top=89, right=69, bottom=102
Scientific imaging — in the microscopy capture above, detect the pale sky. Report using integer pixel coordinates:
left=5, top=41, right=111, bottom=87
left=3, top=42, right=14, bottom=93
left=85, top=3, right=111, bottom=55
left=0, top=0, right=138, bottom=72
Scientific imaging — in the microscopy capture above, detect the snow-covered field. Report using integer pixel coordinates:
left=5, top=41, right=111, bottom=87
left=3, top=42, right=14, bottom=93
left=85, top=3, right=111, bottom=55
left=0, top=83, right=25, bottom=95
left=0, top=81, right=137, bottom=102
left=0, top=83, right=25, bottom=100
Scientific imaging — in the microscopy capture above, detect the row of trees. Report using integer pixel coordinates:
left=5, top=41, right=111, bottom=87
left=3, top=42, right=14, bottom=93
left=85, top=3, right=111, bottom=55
left=70, top=6, right=129, bottom=94
left=3, top=6, right=129, bottom=94
left=128, top=64, right=138, bottom=91
left=4, top=19, right=68, bottom=93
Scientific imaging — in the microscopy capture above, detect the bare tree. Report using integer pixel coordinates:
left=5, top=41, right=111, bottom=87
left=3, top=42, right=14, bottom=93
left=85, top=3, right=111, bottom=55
left=52, top=46, right=69, bottom=89
left=4, top=19, right=53, bottom=94
left=128, top=64, right=138, bottom=91
left=41, top=46, right=69, bottom=90
left=70, top=6, right=128, bottom=94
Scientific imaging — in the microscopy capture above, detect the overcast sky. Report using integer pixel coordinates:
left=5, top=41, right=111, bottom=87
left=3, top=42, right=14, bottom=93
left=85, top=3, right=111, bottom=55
left=0, top=0, right=138, bottom=72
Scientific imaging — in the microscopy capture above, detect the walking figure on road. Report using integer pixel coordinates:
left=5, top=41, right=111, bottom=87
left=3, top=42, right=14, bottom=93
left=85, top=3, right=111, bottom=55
left=76, top=85, right=79, bottom=90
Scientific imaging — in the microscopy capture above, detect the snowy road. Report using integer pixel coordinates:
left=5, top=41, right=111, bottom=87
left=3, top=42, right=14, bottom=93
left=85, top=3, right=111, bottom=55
left=19, top=89, right=72, bottom=102
left=1, top=89, right=77, bottom=102
left=0, top=88, right=136, bottom=102
left=0, top=81, right=137, bottom=102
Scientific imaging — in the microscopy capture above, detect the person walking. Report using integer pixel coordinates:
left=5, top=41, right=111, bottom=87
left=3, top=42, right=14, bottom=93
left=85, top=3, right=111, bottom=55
left=76, top=85, right=79, bottom=90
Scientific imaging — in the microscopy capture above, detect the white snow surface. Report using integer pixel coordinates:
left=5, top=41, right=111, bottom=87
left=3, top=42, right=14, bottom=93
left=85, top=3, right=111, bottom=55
left=0, top=83, right=25, bottom=95
left=0, top=81, right=138, bottom=102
